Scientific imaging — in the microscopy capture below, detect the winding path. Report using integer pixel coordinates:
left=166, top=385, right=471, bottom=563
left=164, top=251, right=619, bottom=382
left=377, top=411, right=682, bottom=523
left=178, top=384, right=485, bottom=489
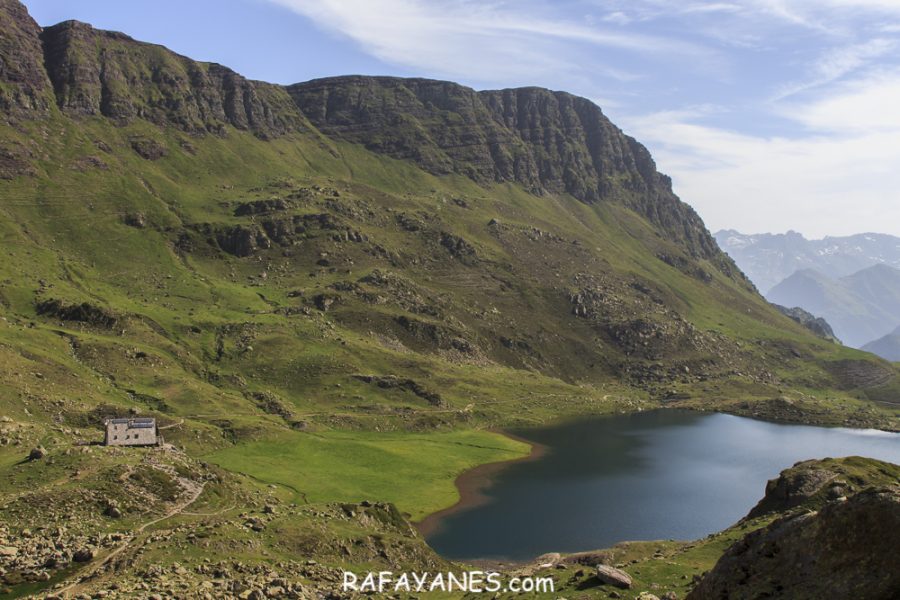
left=53, top=478, right=206, bottom=599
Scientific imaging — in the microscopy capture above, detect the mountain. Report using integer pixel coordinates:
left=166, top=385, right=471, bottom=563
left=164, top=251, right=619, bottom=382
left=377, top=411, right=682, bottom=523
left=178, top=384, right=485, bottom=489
left=715, top=229, right=900, bottom=294
left=772, top=304, right=839, bottom=343
left=767, top=265, right=900, bottom=348
left=863, top=325, right=900, bottom=362
left=0, top=0, right=898, bottom=595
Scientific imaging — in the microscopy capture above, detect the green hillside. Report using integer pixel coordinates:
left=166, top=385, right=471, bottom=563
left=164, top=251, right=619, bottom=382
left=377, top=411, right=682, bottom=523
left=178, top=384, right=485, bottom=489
left=1, top=0, right=898, bottom=596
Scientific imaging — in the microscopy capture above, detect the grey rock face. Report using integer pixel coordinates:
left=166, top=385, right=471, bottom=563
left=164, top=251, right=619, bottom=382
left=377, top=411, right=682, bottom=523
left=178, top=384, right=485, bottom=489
left=595, top=564, right=633, bottom=589
left=689, top=487, right=900, bottom=600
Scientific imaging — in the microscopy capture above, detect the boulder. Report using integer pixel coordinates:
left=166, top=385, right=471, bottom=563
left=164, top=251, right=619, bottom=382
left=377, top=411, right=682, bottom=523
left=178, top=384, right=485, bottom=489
left=72, top=547, right=94, bottom=562
left=596, top=564, right=632, bottom=589
left=28, top=446, right=46, bottom=460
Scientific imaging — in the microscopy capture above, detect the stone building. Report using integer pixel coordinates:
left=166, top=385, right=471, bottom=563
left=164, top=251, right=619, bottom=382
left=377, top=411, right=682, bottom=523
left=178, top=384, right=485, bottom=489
left=104, top=417, right=158, bottom=446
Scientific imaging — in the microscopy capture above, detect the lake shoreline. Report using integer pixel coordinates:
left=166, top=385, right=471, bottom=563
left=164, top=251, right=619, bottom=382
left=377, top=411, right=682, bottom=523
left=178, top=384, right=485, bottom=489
left=414, top=430, right=546, bottom=538
left=415, top=409, right=900, bottom=562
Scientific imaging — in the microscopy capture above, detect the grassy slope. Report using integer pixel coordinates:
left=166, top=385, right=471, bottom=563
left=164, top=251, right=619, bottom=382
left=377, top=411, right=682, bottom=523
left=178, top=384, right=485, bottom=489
left=207, top=429, right=529, bottom=521
left=1, top=108, right=899, bottom=596
left=1, top=108, right=897, bottom=494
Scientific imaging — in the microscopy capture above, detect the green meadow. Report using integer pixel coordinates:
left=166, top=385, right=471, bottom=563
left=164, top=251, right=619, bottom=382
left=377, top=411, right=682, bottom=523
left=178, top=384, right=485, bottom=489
left=206, top=429, right=530, bottom=520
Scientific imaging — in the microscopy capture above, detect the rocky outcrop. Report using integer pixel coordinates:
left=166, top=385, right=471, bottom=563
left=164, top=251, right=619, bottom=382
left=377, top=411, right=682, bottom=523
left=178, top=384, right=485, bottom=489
left=773, top=304, right=839, bottom=342
left=595, top=564, right=633, bottom=589
left=39, top=20, right=309, bottom=138
left=689, top=486, right=900, bottom=600
left=352, top=375, right=444, bottom=407
left=35, top=298, right=118, bottom=328
left=0, top=0, right=310, bottom=138
left=746, top=460, right=840, bottom=518
left=288, top=76, right=731, bottom=269
left=0, top=0, right=54, bottom=118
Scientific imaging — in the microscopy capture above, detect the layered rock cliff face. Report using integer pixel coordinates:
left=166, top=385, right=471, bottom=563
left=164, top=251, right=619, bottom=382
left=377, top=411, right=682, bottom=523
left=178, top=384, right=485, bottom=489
left=0, top=0, right=53, bottom=116
left=38, top=20, right=309, bottom=138
left=2, top=0, right=730, bottom=271
left=290, top=77, right=724, bottom=263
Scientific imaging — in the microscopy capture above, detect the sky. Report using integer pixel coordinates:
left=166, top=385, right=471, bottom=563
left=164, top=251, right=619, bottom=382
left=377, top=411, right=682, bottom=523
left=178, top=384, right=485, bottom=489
left=22, top=0, right=900, bottom=238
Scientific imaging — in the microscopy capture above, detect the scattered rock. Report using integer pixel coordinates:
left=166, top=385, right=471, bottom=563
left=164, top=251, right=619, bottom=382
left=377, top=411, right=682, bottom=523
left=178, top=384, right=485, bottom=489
left=73, top=547, right=94, bottom=563
left=596, top=564, right=632, bottom=589
left=130, top=138, right=168, bottom=160
left=123, top=212, right=147, bottom=228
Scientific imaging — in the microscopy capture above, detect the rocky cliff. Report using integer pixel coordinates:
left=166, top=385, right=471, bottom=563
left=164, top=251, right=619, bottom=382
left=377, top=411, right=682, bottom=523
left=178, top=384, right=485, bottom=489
left=689, top=457, right=900, bottom=600
left=0, top=0, right=53, bottom=117
left=690, top=487, right=899, bottom=599
left=0, top=0, right=733, bottom=272
left=1, top=0, right=309, bottom=138
left=39, top=19, right=312, bottom=139
left=290, top=77, right=726, bottom=265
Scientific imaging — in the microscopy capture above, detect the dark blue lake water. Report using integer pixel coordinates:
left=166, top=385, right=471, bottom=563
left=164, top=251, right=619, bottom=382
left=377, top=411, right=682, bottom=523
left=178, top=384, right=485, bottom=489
left=425, top=410, right=900, bottom=561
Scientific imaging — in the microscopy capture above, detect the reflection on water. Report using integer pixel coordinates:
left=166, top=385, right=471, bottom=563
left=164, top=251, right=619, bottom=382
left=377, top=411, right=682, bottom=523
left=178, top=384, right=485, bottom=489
left=425, top=410, right=900, bottom=561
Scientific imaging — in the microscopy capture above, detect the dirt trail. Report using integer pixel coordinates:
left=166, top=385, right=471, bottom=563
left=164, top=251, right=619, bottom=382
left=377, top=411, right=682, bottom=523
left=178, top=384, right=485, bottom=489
left=53, top=475, right=206, bottom=599
left=158, top=418, right=184, bottom=430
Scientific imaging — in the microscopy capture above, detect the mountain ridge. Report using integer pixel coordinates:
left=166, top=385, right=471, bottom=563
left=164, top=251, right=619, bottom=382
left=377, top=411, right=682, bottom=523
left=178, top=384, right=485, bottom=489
left=1, top=0, right=899, bottom=596
left=863, top=325, right=900, bottom=362
left=1, top=0, right=732, bottom=272
left=289, top=76, right=725, bottom=264
left=716, top=229, right=900, bottom=293
left=767, top=265, right=900, bottom=349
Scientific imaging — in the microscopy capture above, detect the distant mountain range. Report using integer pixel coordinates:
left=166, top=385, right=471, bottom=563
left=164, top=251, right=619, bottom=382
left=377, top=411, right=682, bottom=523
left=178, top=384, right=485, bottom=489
left=766, top=264, right=900, bottom=349
left=863, top=326, right=900, bottom=362
left=715, top=230, right=900, bottom=294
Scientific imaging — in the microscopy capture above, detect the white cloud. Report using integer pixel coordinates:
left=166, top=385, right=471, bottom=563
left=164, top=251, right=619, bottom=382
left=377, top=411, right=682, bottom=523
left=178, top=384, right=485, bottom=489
left=624, top=72, right=900, bottom=236
left=265, top=0, right=713, bottom=84
left=262, top=0, right=900, bottom=236
left=774, top=38, right=897, bottom=100
left=779, top=68, right=900, bottom=133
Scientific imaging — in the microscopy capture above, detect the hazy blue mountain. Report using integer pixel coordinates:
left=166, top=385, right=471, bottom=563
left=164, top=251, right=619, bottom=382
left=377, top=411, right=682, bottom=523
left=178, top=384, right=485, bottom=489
left=862, top=326, right=900, bottom=362
left=767, top=265, right=900, bottom=348
left=715, top=230, right=900, bottom=294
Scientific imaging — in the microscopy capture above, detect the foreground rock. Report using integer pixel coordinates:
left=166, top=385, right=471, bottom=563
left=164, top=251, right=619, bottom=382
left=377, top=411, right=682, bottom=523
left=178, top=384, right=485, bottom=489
left=688, top=486, right=900, bottom=600
left=596, top=564, right=633, bottom=589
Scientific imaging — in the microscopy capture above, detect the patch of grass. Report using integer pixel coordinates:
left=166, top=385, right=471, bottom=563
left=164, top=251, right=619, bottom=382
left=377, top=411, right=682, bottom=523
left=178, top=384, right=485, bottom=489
left=206, top=429, right=529, bottom=520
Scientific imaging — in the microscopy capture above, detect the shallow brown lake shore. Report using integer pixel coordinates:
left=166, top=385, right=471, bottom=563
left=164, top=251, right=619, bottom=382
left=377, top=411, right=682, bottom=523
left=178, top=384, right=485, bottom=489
left=414, top=430, right=546, bottom=538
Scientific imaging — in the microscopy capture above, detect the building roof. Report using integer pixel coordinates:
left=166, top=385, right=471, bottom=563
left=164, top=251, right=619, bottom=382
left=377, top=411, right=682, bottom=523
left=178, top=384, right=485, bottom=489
left=106, top=417, right=156, bottom=426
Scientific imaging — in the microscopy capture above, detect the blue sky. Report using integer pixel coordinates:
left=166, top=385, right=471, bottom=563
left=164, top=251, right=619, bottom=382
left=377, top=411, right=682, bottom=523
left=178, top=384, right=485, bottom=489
left=23, top=0, right=900, bottom=237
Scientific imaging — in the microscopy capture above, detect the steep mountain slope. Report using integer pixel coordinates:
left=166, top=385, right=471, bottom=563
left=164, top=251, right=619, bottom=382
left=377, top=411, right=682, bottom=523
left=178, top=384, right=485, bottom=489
left=290, top=77, right=727, bottom=265
left=863, top=326, right=900, bottom=362
left=1, top=0, right=898, bottom=595
left=716, top=229, right=900, bottom=294
left=767, top=266, right=900, bottom=348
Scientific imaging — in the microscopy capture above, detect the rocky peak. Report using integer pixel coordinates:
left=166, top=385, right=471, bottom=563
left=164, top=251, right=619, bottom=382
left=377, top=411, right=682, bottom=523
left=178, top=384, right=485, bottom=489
left=0, top=0, right=54, bottom=117
left=38, top=18, right=309, bottom=138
